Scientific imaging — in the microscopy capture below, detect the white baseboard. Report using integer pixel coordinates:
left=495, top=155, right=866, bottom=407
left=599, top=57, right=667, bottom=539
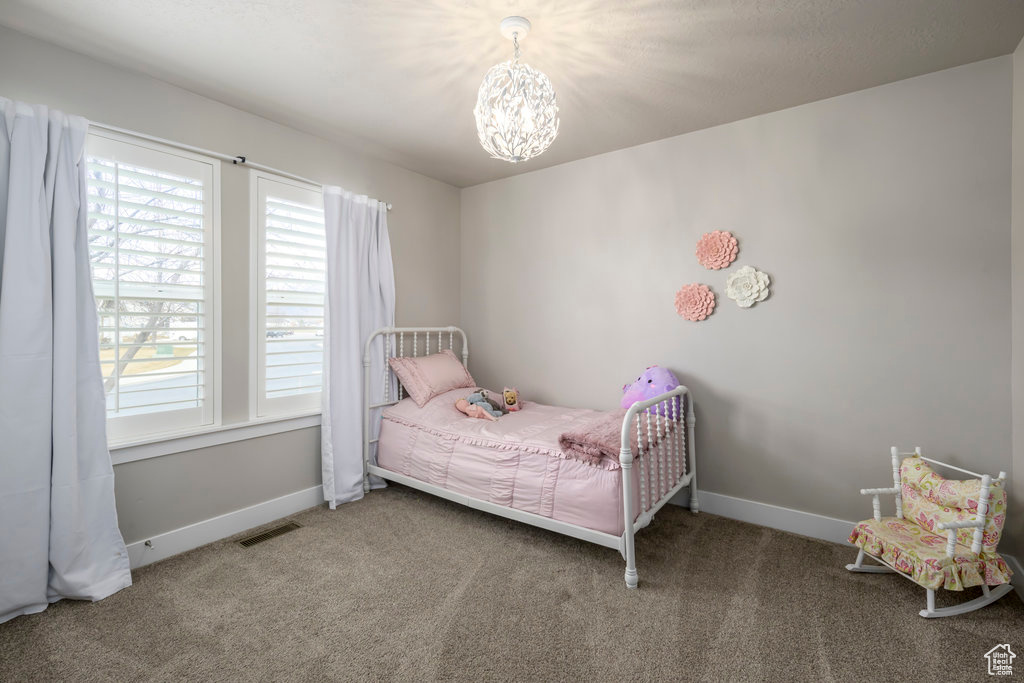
left=676, top=489, right=1024, bottom=601
left=690, top=490, right=857, bottom=546
left=125, top=485, right=324, bottom=568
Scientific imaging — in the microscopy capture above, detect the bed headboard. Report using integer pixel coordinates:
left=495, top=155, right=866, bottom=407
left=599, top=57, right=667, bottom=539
left=362, top=326, right=468, bottom=493
left=363, top=325, right=469, bottom=406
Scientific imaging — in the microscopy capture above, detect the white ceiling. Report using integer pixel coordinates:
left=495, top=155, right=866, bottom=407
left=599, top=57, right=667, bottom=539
left=2, top=1, right=1023, bottom=187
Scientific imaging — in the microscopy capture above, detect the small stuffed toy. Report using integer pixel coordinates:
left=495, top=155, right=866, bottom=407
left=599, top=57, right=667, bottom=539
left=472, top=390, right=507, bottom=415
left=466, top=391, right=503, bottom=419
left=456, top=397, right=498, bottom=421
left=502, top=387, right=521, bottom=412
left=621, top=366, right=681, bottom=416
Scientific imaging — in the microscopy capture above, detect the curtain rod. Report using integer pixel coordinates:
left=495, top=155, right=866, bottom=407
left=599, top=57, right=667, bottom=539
left=88, top=121, right=393, bottom=210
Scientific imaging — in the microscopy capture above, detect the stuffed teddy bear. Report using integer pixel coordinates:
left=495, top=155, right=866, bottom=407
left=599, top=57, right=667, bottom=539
left=621, top=366, right=681, bottom=416
left=502, top=387, right=521, bottom=412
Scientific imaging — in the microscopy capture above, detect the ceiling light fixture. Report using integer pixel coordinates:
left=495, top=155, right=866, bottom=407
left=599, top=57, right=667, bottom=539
left=474, top=16, right=559, bottom=163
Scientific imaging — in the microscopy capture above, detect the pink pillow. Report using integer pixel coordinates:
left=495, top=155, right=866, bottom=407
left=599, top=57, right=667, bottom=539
left=388, top=349, right=475, bottom=407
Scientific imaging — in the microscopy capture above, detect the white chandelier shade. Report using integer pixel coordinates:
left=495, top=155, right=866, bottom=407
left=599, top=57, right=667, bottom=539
left=474, top=17, right=560, bottom=163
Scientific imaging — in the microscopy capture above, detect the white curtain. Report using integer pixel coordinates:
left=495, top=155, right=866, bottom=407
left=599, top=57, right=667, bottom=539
left=321, top=187, right=395, bottom=509
left=0, top=99, right=131, bottom=624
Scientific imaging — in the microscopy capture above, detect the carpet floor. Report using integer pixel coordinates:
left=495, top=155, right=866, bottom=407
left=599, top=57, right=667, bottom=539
left=1, top=484, right=1022, bottom=682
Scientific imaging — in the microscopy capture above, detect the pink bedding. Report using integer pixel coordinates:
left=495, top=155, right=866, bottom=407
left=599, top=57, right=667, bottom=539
left=377, top=387, right=644, bottom=536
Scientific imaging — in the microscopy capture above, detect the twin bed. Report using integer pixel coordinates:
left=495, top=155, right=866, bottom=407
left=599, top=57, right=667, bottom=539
left=361, top=326, right=697, bottom=588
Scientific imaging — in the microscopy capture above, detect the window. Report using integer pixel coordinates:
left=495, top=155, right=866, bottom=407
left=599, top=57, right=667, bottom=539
left=251, top=173, right=326, bottom=417
left=86, top=133, right=220, bottom=443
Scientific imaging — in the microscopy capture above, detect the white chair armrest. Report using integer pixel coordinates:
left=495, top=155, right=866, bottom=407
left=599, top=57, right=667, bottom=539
left=937, top=520, right=984, bottom=530
left=859, top=487, right=900, bottom=522
left=937, top=520, right=985, bottom=557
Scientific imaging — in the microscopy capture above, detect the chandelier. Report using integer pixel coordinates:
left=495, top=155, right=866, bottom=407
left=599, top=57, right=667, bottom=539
left=474, top=16, right=559, bottom=163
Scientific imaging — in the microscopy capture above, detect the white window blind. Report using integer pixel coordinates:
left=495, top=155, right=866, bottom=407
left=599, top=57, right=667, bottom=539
left=252, top=173, right=326, bottom=417
left=86, top=133, right=220, bottom=442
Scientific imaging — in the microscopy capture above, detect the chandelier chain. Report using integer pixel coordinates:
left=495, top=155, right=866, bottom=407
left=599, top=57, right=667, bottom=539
left=513, top=32, right=520, bottom=61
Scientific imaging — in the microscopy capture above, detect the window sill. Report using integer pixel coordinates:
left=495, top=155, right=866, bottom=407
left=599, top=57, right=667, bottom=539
left=108, top=412, right=322, bottom=465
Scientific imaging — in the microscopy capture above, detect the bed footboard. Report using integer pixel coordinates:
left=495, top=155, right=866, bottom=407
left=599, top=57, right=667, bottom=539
left=619, top=386, right=696, bottom=589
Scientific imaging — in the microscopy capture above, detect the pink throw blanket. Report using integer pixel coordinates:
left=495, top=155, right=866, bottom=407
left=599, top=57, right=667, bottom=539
left=559, top=410, right=675, bottom=467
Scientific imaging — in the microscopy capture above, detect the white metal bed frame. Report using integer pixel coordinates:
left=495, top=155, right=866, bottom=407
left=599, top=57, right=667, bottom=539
left=362, top=326, right=698, bottom=588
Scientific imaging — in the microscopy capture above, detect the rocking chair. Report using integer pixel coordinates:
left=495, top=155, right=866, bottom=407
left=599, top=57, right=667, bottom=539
left=845, top=447, right=1013, bottom=618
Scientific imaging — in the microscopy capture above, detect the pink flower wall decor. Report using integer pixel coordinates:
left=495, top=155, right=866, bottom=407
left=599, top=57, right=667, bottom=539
left=695, top=230, right=739, bottom=270
left=675, top=284, right=716, bottom=322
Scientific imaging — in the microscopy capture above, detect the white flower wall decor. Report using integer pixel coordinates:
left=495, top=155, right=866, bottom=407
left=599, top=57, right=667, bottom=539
left=725, top=265, right=770, bottom=308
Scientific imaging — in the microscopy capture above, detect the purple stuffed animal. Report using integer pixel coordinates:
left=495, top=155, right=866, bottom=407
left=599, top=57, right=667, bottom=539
left=621, top=366, right=681, bottom=416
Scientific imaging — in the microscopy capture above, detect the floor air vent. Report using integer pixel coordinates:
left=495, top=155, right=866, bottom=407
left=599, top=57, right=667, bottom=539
left=238, top=521, right=302, bottom=548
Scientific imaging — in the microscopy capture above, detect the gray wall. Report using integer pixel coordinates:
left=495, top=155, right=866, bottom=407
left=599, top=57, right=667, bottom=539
left=461, top=58, right=1017, bottom=553
left=1012, top=40, right=1024, bottom=556
left=0, top=26, right=461, bottom=544
left=2, top=25, right=1018, bottom=556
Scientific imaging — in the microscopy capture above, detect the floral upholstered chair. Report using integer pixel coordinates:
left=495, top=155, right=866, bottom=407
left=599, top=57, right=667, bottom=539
left=845, top=447, right=1013, bottom=617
